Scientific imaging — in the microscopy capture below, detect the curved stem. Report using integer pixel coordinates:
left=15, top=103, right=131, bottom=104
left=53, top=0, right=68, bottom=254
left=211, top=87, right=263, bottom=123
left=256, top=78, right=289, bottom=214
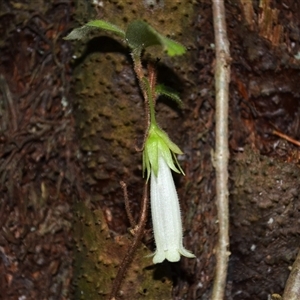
left=120, top=181, right=136, bottom=228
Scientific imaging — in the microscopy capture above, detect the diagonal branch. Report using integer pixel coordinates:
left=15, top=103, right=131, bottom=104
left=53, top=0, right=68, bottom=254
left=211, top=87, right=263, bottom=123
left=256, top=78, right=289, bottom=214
left=109, top=182, right=149, bottom=300
left=211, top=0, right=231, bottom=299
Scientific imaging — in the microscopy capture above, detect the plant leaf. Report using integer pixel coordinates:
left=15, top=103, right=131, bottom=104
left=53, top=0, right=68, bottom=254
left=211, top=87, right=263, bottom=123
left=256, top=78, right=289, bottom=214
left=159, top=36, right=186, bottom=56
left=125, top=20, right=186, bottom=56
left=64, top=20, right=125, bottom=41
left=155, top=84, right=182, bottom=106
left=86, top=20, right=125, bottom=37
left=64, top=25, right=95, bottom=40
left=126, top=20, right=160, bottom=54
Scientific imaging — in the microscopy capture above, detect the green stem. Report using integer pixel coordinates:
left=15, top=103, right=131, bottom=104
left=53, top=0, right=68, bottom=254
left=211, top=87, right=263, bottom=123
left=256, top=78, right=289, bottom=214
left=131, top=51, right=151, bottom=151
left=141, top=75, right=157, bottom=126
left=131, top=52, right=159, bottom=149
left=148, top=90, right=157, bottom=126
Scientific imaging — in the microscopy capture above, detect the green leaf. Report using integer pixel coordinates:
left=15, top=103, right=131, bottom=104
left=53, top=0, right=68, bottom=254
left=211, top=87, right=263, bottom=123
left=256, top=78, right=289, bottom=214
left=64, top=25, right=95, bottom=40
left=158, top=36, right=186, bottom=56
left=155, top=84, right=182, bottom=106
left=86, top=20, right=125, bottom=37
left=125, top=20, right=186, bottom=56
left=64, top=20, right=125, bottom=41
left=126, top=20, right=160, bottom=54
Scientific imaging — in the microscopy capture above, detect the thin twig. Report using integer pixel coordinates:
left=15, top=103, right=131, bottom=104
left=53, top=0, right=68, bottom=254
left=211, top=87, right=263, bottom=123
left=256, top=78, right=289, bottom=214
left=211, top=0, right=231, bottom=299
left=282, top=248, right=300, bottom=300
left=109, top=182, right=149, bottom=300
left=272, top=130, right=300, bottom=147
left=120, top=181, right=136, bottom=228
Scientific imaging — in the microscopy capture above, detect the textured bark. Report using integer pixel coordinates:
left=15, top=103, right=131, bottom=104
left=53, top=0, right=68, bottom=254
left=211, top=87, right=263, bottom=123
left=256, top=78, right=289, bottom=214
left=72, top=0, right=300, bottom=299
left=1, top=0, right=300, bottom=299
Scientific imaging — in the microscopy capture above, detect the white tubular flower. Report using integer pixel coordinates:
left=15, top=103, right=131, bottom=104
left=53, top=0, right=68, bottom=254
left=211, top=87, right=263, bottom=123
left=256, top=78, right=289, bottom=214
left=151, top=154, right=195, bottom=263
left=143, top=123, right=195, bottom=264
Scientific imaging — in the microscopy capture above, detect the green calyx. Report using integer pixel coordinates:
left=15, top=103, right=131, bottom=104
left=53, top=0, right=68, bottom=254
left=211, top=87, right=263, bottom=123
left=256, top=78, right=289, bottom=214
left=143, top=123, right=184, bottom=181
left=142, top=76, right=184, bottom=181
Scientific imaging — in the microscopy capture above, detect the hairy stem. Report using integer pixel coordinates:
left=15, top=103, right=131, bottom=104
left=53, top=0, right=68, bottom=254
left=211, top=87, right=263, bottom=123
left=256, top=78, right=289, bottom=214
left=120, top=181, right=136, bottom=228
left=211, top=0, right=231, bottom=299
left=131, top=53, right=150, bottom=152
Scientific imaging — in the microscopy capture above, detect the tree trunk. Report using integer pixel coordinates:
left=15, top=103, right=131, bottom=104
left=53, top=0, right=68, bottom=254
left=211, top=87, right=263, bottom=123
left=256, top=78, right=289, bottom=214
left=1, top=0, right=300, bottom=299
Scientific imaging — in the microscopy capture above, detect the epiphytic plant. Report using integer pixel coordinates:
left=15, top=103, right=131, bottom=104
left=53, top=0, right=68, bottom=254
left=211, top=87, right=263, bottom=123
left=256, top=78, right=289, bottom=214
left=65, top=18, right=195, bottom=298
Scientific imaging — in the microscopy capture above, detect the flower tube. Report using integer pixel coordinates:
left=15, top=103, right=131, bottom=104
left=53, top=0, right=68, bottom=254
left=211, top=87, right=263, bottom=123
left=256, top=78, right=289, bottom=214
left=143, top=123, right=195, bottom=264
left=151, top=153, right=195, bottom=263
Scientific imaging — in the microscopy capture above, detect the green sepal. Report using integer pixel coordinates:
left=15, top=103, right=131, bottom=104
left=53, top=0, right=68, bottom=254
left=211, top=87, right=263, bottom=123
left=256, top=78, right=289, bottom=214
left=155, top=126, right=183, bottom=156
left=143, top=123, right=185, bottom=180
left=155, top=84, right=182, bottom=106
left=125, top=20, right=186, bottom=57
left=142, top=148, right=151, bottom=181
left=64, top=20, right=125, bottom=41
left=144, top=129, right=159, bottom=180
